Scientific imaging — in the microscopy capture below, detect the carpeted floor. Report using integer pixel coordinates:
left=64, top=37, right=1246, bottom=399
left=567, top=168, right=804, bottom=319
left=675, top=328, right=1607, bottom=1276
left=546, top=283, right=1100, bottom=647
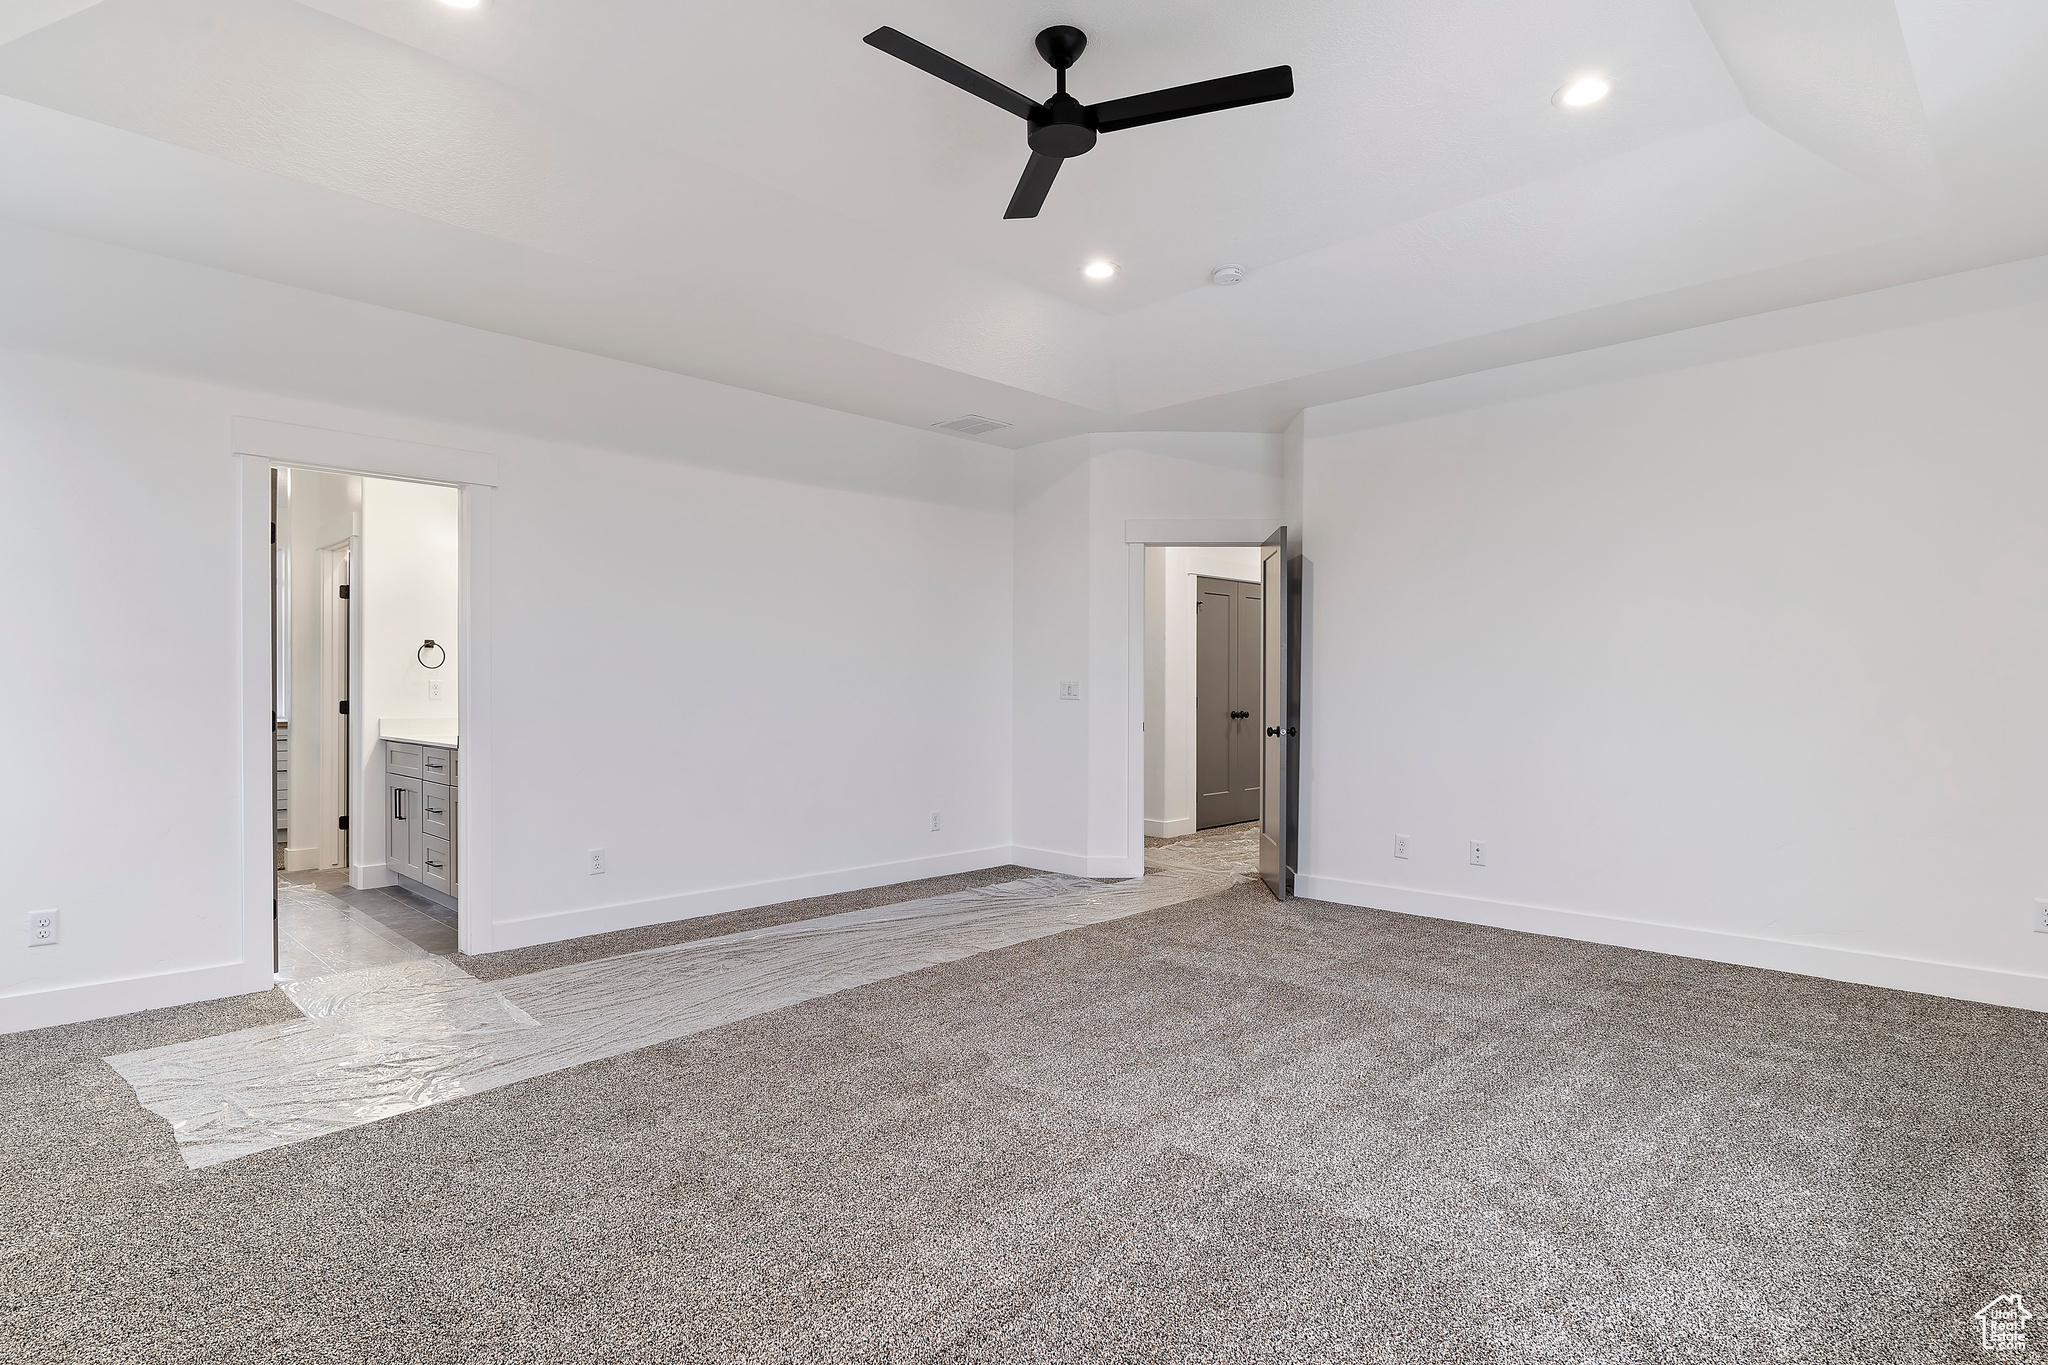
left=5, top=857, right=2046, bottom=1363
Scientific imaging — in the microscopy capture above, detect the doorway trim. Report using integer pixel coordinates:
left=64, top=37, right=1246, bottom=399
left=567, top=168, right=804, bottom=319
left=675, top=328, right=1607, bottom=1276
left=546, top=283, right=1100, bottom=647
left=235, top=418, right=500, bottom=963
left=1122, top=519, right=1289, bottom=887
left=318, top=538, right=355, bottom=871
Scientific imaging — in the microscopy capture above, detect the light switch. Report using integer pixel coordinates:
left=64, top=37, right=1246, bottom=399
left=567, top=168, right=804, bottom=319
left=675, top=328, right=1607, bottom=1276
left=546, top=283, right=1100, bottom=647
left=1059, top=681, right=1081, bottom=700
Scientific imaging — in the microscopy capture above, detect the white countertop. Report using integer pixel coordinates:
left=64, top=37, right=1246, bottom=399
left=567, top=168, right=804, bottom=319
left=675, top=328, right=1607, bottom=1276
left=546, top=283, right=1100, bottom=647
left=379, top=719, right=458, bottom=747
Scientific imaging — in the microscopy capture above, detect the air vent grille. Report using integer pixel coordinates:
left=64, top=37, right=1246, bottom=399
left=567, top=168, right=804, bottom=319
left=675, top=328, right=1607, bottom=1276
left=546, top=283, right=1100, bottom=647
left=931, top=414, right=1013, bottom=436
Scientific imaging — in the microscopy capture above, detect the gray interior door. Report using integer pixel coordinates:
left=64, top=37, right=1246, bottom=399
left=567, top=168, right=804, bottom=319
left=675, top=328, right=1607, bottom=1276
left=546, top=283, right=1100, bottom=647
left=1259, top=528, right=1297, bottom=899
left=1196, top=575, right=1262, bottom=829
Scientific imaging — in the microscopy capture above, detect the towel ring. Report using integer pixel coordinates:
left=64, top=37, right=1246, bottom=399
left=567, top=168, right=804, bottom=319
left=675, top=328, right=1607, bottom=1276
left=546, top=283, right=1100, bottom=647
left=418, top=639, right=446, bottom=669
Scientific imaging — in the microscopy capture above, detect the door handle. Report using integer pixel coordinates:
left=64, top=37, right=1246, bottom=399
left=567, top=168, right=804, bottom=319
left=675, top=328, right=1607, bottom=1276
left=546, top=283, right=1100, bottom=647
left=1266, top=726, right=1280, bottom=736
left=1230, top=710, right=1249, bottom=719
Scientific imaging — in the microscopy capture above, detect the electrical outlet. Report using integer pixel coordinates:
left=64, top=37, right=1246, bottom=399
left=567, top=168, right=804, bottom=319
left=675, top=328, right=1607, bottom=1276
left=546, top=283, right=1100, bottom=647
left=1394, top=835, right=1410, bottom=859
left=930, top=811, right=942, bottom=833
left=428, top=680, right=443, bottom=701
left=2035, top=900, right=2048, bottom=934
left=589, top=848, right=607, bottom=876
left=1059, top=681, right=1081, bottom=701
left=1468, top=841, right=1486, bottom=867
left=26, top=911, right=58, bottom=947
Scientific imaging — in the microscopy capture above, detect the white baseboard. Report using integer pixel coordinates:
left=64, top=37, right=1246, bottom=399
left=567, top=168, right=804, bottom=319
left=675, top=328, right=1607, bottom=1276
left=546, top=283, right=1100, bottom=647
left=489, top=845, right=1027, bottom=953
left=0, top=959, right=272, bottom=1035
left=1008, top=846, right=1143, bottom=879
left=283, top=845, right=320, bottom=872
left=1293, top=874, right=2048, bottom=1015
left=351, top=861, right=393, bottom=890
left=1009, top=844, right=1091, bottom=876
left=1145, top=817, right=1195, bottom=839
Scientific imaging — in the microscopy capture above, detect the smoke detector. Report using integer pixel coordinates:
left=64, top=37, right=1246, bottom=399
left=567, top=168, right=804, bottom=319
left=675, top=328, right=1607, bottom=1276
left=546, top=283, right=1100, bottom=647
left=1210, top=264, right=1245, bottom=286
left=931, top=414, right=1013, bottom=436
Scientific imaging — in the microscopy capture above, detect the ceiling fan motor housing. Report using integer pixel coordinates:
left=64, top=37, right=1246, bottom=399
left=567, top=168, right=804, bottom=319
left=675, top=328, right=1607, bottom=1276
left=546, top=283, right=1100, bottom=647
left=1029, top=95, right=1098, bottom=158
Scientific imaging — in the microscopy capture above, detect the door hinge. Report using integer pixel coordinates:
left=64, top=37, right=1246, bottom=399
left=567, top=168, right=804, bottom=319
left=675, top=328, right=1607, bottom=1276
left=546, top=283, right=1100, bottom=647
left=339, top=584, right=349, bottom=599
left=338, top=816, right=349, bottom=831
left=339, top=700, right=349, bottom=715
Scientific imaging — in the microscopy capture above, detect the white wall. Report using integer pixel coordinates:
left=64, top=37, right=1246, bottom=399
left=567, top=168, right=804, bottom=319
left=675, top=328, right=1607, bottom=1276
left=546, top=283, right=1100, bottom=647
left=1012, top=432, right=1285, bottom=874
left=283, top=467, right=357, bottom=869
left=0, top=222, right=1015, bottom=1032
left=1011, top=437, right=1092, bottom=867
left=1144, top=545, right=1262, bottom=838
left=352, top=476, right=459, bottom=883
left=1297, top=296, right=2048, bottom=1011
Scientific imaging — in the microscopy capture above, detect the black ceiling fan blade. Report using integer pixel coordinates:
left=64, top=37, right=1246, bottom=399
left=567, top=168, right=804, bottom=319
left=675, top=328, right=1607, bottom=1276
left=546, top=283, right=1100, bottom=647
left=864, top=26, right=1039, bottom=120
left=1090, top=65, right=1293, bottom=134
left=1004, top=152, right=1063, bottom=219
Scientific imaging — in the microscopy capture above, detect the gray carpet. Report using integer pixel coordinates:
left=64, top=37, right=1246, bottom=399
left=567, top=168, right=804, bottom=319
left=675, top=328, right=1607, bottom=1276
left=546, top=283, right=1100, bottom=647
left=4, top=866, right=2045, bottom=1363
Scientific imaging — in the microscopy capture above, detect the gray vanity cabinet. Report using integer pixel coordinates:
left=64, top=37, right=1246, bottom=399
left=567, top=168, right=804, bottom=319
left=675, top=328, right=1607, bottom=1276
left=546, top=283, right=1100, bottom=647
left=385, top=741, right=457, bottom=902
left=387, top=773, right=423, bottom=880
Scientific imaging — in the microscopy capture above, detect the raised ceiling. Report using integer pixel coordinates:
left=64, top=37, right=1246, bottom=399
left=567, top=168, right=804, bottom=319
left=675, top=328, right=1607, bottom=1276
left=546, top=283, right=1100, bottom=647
left=0, top=0, right=2043, bottom=445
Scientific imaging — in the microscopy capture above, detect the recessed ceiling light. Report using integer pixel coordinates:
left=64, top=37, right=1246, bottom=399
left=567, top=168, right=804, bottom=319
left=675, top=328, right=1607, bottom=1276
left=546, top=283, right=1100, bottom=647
left=1082, top=259, right=1118, bottom=281
left=1553, top=75, right=1611, bottom=108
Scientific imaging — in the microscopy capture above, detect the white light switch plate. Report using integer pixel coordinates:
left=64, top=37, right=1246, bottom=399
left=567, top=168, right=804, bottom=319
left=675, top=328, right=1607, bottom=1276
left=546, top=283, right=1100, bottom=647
left=1058, top=681, right=1081, bottom=700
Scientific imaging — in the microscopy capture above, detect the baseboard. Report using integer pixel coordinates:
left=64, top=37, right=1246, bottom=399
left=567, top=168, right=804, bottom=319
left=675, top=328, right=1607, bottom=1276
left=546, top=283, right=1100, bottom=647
left=389, top=870, right=458, bottom=913
left=351, top=861, right=393, bottom=890
left=283, top=845, right=320, bottom=872
left=1008, top=846, right=1143, bottom=879
left=1008, top=845, right=1091, bottom=876
left=1293, top=874, right=2048, bottom=1015
left=488, top=845, right=1025, bottom=953
left=0, top=959, right=272, bottom=1035
left=1145, top=817, right=1196, bottom=839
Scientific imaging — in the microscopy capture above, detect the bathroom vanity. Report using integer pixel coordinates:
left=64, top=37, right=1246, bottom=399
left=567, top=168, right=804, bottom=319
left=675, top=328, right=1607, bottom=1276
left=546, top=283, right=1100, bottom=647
left=383, top=734, right=458, bottom=907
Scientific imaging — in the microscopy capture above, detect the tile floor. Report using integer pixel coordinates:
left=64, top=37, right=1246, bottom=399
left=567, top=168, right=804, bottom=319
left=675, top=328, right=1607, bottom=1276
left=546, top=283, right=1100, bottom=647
left=274, top=868, right=458, bottom=981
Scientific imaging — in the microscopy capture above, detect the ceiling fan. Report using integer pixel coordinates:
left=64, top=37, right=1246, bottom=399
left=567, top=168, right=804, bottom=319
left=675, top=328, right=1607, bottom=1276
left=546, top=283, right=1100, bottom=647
left=863, top=24, right=1294, bottom=220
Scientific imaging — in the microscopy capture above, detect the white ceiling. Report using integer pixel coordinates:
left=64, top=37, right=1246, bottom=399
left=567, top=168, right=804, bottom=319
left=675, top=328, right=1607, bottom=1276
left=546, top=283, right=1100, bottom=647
left=0, top=0, right=2042, bottom=446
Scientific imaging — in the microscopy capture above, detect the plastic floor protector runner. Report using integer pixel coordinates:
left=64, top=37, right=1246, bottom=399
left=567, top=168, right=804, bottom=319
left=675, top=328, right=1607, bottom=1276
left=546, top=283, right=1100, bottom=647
left=107, top=869, right=1238, bottom=1169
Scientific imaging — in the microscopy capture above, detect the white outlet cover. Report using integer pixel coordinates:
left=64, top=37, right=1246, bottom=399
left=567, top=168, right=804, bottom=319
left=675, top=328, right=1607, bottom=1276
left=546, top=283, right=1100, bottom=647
left=930, top=811, right=941, bottom=832
left=1394, top=835, right=1410, bottom=859
left=1059, top=681, right=1081, bottom=700
left=26, top=910, right=58, bottom=946
left=1468, top=841, right=1486, bottom=867
left=2035, top=900, right=2048, bottom=934
left=589, top=848, right=606, bottom=875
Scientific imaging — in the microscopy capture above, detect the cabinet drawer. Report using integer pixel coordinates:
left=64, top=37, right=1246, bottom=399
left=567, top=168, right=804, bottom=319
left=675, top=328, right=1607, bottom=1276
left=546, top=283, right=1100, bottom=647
left=420, top=833, right=453, bottom=895
left=420, top=781, right=453, bottom=841
left=386, top=742, right=423, bottom=779
left=420, top=746, right=453, bottom=784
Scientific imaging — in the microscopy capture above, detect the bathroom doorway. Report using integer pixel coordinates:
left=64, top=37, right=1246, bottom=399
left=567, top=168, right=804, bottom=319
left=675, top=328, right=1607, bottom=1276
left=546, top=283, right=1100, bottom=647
left=269, top=465, right=463, bottom=980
